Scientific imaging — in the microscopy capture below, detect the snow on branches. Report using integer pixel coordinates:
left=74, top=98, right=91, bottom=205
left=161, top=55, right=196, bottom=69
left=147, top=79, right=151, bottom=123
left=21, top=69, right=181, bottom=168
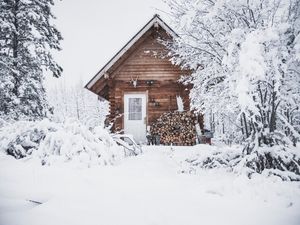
left=47, top=81, right=109, bottom=129
left=164, top=0, right=300, bottom=178
left=0, top=0, right=62, bottom=121
left=176, top=144, right=300, bottom=181
left=165, top=0, right=300, bottom=143
left=0, top=119, right=122, bottom=167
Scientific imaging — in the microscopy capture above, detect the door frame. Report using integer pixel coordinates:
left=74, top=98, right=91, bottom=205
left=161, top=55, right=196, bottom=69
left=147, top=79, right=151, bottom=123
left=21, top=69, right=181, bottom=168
left=122, top=91, right=148, bottom=136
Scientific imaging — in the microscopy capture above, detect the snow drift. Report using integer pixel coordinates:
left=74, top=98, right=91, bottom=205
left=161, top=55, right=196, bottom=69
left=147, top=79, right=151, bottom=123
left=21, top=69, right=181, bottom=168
left=0, top=119, right=125, bottom=166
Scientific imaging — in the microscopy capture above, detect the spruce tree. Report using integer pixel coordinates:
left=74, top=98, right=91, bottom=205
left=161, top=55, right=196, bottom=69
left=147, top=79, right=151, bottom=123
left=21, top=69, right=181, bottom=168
left=0, top=0, right=62, bottom=121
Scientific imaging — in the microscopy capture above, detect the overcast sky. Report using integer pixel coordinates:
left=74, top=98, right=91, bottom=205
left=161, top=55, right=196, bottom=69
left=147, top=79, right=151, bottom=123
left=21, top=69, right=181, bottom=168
left=46, top=0, right=170, bottom=89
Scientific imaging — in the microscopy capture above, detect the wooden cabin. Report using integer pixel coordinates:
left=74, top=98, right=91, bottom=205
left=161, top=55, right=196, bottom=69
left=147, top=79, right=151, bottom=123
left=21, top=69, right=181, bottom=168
left=85, top=15, right=197, bottom=143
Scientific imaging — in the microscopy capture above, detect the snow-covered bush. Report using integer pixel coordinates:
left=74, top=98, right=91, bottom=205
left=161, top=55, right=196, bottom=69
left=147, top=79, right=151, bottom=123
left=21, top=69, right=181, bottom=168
left=238, top=146, right=300, bottom=181
left=0, top=118, right=8, bottom=129
left=176, top=144, right=300, bottom=181
left=0, top=119, right=125, bottom=166
left=178, top=145, right=242, bottom=173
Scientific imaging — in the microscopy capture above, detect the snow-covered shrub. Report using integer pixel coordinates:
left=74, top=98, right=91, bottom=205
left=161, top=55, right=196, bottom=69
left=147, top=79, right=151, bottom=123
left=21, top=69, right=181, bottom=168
left=0, top=119, right=124, bottom=166
left=0, top=118, right=8, bottom=129
left=238, top=146, right=300, bottom=181
left=0, top=119, right=58, bottom=159
left=187, top=149, right=241, bottom=170
left=177, top=145, right=242, bottom=174
left=176, top=144, right=300, bottom=181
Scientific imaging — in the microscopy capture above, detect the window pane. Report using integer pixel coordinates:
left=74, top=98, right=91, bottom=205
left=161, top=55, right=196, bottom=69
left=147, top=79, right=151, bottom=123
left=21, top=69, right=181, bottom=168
left=129, top=98, right=142, bottom=120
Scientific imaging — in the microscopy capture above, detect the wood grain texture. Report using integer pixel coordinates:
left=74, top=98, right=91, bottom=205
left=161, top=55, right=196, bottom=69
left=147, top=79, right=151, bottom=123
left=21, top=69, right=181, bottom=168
left=89, top=25, right=198, bottom=135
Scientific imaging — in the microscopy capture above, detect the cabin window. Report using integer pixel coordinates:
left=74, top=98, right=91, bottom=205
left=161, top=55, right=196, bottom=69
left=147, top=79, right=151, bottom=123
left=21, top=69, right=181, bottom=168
left=128, top=98, right=142, bottom=120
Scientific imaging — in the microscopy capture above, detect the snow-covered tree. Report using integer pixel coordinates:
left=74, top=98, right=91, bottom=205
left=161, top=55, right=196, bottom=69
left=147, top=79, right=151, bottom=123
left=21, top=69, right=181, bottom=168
left=0, top=0, right=62, bottom=121
left=47, top=80, right=109, bottom=129
left=164, top=0, right=300, bottom=177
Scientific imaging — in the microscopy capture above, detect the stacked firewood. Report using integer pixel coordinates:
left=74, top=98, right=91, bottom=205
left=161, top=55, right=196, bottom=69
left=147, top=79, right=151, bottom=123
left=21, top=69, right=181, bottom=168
left=150, top=111, right=196, bottom=146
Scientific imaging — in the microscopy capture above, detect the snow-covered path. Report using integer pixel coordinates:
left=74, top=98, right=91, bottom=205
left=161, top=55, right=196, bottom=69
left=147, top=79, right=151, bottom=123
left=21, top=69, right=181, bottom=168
left=0, top=146, right=300, bottom=225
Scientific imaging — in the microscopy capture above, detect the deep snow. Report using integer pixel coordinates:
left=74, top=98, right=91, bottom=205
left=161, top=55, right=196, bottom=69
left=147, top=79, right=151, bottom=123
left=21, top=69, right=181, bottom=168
left=0, top=145, right=300, bottom=225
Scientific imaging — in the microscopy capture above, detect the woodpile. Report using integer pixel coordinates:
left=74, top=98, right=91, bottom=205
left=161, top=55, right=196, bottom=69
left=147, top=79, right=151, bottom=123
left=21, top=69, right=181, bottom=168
left=150, top=111, right=196, bottom=146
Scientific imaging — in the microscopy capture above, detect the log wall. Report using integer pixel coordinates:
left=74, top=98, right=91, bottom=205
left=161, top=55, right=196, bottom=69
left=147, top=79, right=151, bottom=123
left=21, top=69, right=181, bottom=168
left=107, top=28, right=191, bottom=132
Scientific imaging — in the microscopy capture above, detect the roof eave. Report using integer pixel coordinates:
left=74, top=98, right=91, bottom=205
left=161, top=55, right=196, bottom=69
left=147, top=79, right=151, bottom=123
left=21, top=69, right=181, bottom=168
left=85, top=14, right=177, bottom=91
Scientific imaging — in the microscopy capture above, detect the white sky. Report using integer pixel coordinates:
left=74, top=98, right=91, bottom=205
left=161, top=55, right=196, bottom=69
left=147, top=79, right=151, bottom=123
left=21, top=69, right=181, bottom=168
left=46, top=0, right=170, bottom=89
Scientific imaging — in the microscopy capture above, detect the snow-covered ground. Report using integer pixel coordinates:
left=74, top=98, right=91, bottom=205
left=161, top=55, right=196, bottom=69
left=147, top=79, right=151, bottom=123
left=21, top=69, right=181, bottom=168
left=0, top=145, right=300, bottom=225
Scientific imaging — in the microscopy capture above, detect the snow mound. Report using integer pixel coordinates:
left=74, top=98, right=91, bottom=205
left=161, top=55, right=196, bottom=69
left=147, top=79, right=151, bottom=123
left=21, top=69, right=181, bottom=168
left=0, top=119, right=123, bottom=166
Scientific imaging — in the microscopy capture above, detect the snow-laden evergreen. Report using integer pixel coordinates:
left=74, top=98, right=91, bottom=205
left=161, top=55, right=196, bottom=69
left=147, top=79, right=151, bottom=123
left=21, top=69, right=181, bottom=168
left=164, top=0, right=300, bottom=178
left=0, top=0, right=62, bottom=121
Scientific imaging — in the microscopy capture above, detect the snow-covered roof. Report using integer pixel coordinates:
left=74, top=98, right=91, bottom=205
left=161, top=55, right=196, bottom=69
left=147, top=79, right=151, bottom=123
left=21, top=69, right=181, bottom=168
left=85, top=14, right=177, bottom=90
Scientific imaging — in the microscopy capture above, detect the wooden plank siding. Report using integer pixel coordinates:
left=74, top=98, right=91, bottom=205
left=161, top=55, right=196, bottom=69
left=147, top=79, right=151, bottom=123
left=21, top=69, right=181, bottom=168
left=88, top=24, right=194, bottom=133
left=106, top=27, right=191, bottom=132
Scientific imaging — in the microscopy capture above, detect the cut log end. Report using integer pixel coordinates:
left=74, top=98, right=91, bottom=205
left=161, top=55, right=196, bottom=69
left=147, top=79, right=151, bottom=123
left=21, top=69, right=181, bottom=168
left=150, top=111, right=196, bottom=146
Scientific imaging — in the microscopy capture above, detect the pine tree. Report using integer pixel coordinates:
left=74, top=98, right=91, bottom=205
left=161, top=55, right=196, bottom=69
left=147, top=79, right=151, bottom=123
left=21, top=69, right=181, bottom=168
left=0, top=0, right=62, bottom=121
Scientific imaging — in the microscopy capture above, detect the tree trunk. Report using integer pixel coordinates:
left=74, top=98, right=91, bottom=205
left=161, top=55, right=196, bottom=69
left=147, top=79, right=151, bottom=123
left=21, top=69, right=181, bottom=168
left=12, top=0, right=20, bottom=97
left=242, top=112, right=249, bottom=138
